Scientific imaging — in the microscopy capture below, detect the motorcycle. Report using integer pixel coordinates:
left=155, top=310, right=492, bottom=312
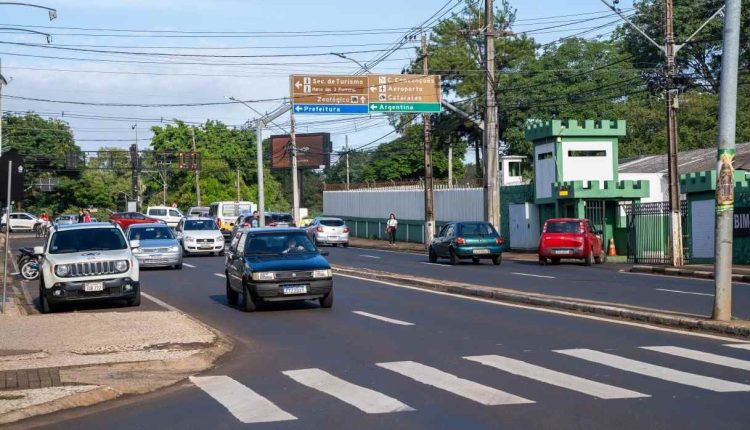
left=16, top=247, right=41, bottom=281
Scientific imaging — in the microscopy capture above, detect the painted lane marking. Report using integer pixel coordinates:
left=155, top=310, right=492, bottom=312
left=190, top=375, right=297, bottom=424
left=655, top=288, right=713, bottom=297
left=464, top=354, right=647, bottom=399
left=141, top=292, right=183, bottom=313
left=511, top=272, right=556, bottom=279
left=556, top=349, right=750, bottom=392
left=358, top=254, right=382, bottom=259
left=336, top=273, right=744, bottom=343
left=347, top=246, right=425, bottom=257
left=282, top=368, right=413, bottom=414
left=352, top=311, right=415, bottom=326
left=376, top=361, right=533, bottom=406
left=642, top=346, right=750, bottom=371
left=725, top=343, right=750, bottom=351
left=214, top=273, right=226, bottom=278
left=420, top=262, right=447, bottom=267
left=182, top=263, right=196, bottom=268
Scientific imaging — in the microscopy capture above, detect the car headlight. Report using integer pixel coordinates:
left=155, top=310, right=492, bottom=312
left=169, top=245, right=180, bottom=252
left=185, top=236, right=195, bottom=242
left=115, top=260, right=129, bottom=272
left=132, top=247, right=142, bottom=254
left=251, top=271, right=275, bottom=281
left=55, top=264, right=70, bottom=277
left=312, top=269, right=332, bottom=278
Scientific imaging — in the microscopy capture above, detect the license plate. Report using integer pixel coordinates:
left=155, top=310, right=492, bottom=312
left=282, top=285, right=308, bottom=295
left=328, top=236, right=338, bottom=240
left=199, top=245, right=213, bottom=249
left=554, top=249, right=572, bottom=255
left=472, top=249, right=490, bottom=255
left=84, top=282, right=104, bottom=292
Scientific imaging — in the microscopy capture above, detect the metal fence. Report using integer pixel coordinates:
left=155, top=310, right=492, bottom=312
left=622, top=200, right=690, bottom=264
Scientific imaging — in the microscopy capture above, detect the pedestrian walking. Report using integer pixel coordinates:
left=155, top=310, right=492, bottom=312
left=386, top=213, right=398, bottom=245
left=83, top=209, right=92, bottom=223
left=250, top=210, right=260, bottom=228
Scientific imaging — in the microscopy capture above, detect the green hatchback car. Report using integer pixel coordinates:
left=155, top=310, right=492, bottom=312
left=428, top=221, right=503, bottom=265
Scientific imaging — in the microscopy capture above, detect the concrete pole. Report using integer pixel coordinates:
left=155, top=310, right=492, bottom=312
left=290, top=112, right=300, bottom=226
left=483, top=0, right=500, bottom=230
left=255, top=119, right=265, bottom=226
left=448, top=140, right=453, bottom=187
left=0, top=58, right=4, bottom=155
left=713, top=0, right=742, bottom=321
left=345, top=135, right=350, bottom=190
left=2, top=160, right=11, bottom=314
left=191, top=128, right=201, bottom=206
left=422, top=31, right=435, bottom=245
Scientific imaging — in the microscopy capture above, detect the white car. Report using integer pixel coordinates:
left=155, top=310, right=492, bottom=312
left=36, top=222, right=140, bottom=313
left=146, top=206, right=184, bottom=228
left=1, top=212, right=38, bottom=232
left=175, top=217, right=225, bottom=256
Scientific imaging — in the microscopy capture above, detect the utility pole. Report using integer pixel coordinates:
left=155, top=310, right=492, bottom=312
left=345, top=135, right=350, bottom=190
left=664, top=0, right=684, bottom=267
left=0, top=59, right=5, bottom=155
left=448, top=139, right=453, bottom=187
left=713, top=0, right=743, bottom=321
left=422, top=30, right=435, bottom=245
left=191, top=128, right=200, bottom=206
left=483, top=0, right=500, bottom=230
left=289, top=111, right=300, bottom=226
left=130, top=124, right=139, bottom=212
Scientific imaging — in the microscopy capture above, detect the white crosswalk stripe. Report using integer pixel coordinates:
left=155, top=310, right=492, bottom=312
left=725, top=343, right=750, bottom=351
left=282, top=368, right=413, bottom=414
left=190, top=375, right=297, bottom=424
left=642, top=346, right=750, bottom=371
left=556, top=349, right=750, bottom=392
left=464, top=354, right=648, bottom=399
left=377, top=361, right=533, bottom=405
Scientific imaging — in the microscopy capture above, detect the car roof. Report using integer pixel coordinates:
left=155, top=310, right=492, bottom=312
left=55, top=222, right=118, bottom=231
left=184, top=217, right=214, bottom=222
left=316, top=216, right=343, bottom=220
left=545, top=218, right=588, bottom=222
left=128, top=223, right=170, bottom=229
left=239, top=227, right=302, bottom=234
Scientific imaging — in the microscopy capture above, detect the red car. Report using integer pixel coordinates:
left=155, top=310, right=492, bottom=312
left=110, top=212, right=165, bottom=230
left=538, top=218, right=605, bottom=266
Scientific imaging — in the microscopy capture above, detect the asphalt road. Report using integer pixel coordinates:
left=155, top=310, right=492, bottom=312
left=16, top=247, right=750, bottom=429
left=324, top=245, right=750, bottom=319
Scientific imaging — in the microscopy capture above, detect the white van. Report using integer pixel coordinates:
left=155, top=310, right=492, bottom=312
left=209, top=201, right=256, bottom=238
left=146, top=206, right=184, bottom=228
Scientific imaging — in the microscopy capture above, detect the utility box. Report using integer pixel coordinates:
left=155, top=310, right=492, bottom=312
left=508, top=202, right=540, bottom=250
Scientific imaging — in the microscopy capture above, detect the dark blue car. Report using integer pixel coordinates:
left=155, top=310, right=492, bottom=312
left=224, top=228, right=333, bottom=312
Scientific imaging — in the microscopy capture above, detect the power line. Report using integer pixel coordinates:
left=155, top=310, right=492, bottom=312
left=3, top=94, right=286, bottom=107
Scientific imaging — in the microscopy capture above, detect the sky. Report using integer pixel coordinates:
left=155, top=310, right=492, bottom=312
left=0, top=0, right=636, bottom=164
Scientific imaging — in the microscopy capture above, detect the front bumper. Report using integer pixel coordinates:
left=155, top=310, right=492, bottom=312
left=135, top=252, right=182, bottom=267
left=44, top=277, right=140, bottom=304
left=184, top=242, right=225, bottom=253
left=248, top=278, right=333, bottom=302
left=454, top=245, right=502, bottom=258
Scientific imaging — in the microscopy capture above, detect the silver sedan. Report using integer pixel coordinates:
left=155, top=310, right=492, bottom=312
left=127, top=223, right=183, bottom=269
left=305, top=217, right=350, bottom=247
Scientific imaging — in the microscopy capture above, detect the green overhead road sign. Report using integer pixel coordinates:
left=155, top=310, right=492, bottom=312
left=369, top=102, right=442, bottom=113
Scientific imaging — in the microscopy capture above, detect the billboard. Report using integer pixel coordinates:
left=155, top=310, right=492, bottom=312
left=270, top=133, right=331, bottom=170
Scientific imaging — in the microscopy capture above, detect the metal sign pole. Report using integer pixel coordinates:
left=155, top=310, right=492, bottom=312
left=1, top=160, right=11, bottom=314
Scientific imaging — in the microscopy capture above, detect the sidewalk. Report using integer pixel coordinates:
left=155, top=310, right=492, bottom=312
left=631, top=264, right=750, bottom=283
left=347, top=237, right=540, bottom=262
left=0, top=288, right=231, bottom=425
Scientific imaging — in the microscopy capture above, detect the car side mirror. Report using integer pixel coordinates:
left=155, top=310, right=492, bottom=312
left=33, top=246, right=44, bottom=255
left=130, top=240, right=140, bottom=249
left=320, top=251, right=330, bottom=257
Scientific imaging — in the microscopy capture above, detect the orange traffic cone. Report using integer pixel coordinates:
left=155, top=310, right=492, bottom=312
left=608, top=238, right=617, bottom=257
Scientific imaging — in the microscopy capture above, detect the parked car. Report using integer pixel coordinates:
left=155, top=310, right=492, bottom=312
left=146, top=206, right=184, bottom=228
left=428, top=221, right=503, bottom=265
left=188, top=206, right=210, bottom=218
left=209, top=201, right=256, bottom=238
left=224, top=227, right=333, bottom=312
left=110, top=212, right=165, bottom=230
left=35, top=222, right=140, bottom=313
left=538, top=218, right=605, bottom=266
left=127, top=223, right=182, bottom=269
left=1, top=212, right=38, bottom=232
left=54, top=214, right=78, bottom=225
left=175, top=217, right=225, bottom=256
left=266, top=212, right=295, bottom=227
left=305, top=217, right=349, bottom=247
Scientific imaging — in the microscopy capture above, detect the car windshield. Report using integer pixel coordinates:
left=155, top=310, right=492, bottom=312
left=272, top=214, right=293, bottom=223
left=185, top=220, right=218, bottom=231
left=546, top=221, right=581, bottom=233
left=320, top=219, right=344, bottom=227
left=244, top=232, right=316, bottom=256
left=458, top=222, right=496, bottom=236
left=49, top=228, right=128, bottom=254
left=149, top=208, right=167, bottom=216
left=128, top=226, right=174, bottom=241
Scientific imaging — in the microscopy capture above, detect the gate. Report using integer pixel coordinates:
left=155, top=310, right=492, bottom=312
left=585, top=200, right=607, bottom=247
left=622, top=201, right=690, bottom=264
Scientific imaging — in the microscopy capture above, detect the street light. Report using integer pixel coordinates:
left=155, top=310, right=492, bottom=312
left=330, top=52, right=369, bottom=73
left=0, top=2, right=57, bottom=20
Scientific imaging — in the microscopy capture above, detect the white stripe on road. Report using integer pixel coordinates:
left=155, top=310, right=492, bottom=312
left=511, top=272, right=556, bottom=279
left=376, top=361, right=533, bottom=405
left=642, top=346, right=750, bottom=371
left=190, top=375, right=297, bottom=424
left=183, top=263, right=196, bottom=268
left=725, top=343, right=750, bottom=351
left=464, top=355, right=647, bottom=399
left=420, top=262, right=447, bottom=267
left=282, top=368, right=413, bottom=414
left=141, top=292, right=182, bottom=313
left=214, top=273, right=226, bottom=278
left=655, top=288, right=713, bottom=297
left=352, top=311, right=415, bottom=326
left=556, top=349, right=750, bottom=392
left=358, top=254, right=382, bottom=259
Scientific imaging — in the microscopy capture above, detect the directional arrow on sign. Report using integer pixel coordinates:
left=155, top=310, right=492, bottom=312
left=294, top=105, right=302, bottom=112
left=370, top=86, right=377, bottom=93
left=294, top=80, right=302, bottom=89
left=360, top=96, right=366, bottom=103
left=371, top=104, right=379, bottom=110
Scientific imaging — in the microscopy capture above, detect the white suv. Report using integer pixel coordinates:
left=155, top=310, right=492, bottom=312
left=36, top=222, right=140, bottom=313
left=146, top=206, right=184, bottom=228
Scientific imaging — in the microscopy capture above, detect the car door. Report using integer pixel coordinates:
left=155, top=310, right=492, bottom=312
left=587, top=221, right=602, bottom=256
left=169, top=209, right=182, bottom=225
left=434, top=224, right=452, bottom=256
left=19, top=214, right=35, bottom=229
left=226, top=232, right=247, bottom=290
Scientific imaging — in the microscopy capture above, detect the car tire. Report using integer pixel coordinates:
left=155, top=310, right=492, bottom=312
left=174, top=263, right=183, bottom=270
left=127, top=292, right=141, bottom=307
left=449, top=248, right=459, bottom=265
left=585, top=250, right=593, bottom=266
left=343, top=242, right=349, bottom=248
left=539, top=257, right=547, bottom=265
left=551, top=258, right=561, bottom=265
left=226, top=277, right=238, bottom=306
left=492, top=254, right=502, bottom=265
left=39, top=285, right=53, bottom=314
left=428, top=246, right=438, bottom=263
left=472, top=257, right=480, bottom=264
left=240, top=284, right=256, bottom=312
left=183, top=249, right=190, bottom=257
left=594, top=253, right=603, bottom=264
left=219, top=250, right=225, bottom=257
left=319, top=289, right=334, bottom=308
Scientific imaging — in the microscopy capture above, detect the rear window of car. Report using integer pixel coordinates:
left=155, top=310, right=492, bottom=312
left=49, top=228, right=127, bottom=254
left=272, top=213, right=293, bottom=222
left=458, top=222, right=496, bottom=236
left=128, top=226, right=174, bottom=240
left=546, top=221, right=581, bottom=233
left=149, top=208, right=167, bottom=216
left=320, top=219, right=344, bottom=227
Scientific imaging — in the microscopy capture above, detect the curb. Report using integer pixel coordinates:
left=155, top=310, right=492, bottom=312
left=347, top=241, right=539, bottom=262
left=631, top=265, right=750, bottom=284
left=333, top=265, right=750, bottom=339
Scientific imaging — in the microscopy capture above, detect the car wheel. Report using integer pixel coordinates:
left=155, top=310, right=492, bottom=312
left=219, top=250, right=225, bottom=256
left=332, top=243, right=338, bottom=247
left=343, top=242, right=349, bottom=248
left=226, top=277, right=238, bottom=306
left=585, top=250, right=593, bottom=266
left=594, top=253, right=603, bottom=264
left=240, top=284, right=256, bottom=312
left=551, top=258, right=561, bottom=265
left=539, top=257, right=547, bottom=265
left=319, top=289, right=334, bottom=308
left=39, top=285, right=53, bottom=314
left=492, top=254, right=502, bottom=265
left=472, top=257, right=480, bottom=264
left=183, top=249, right=190, bottom=257
left=174, top=263, right=183, bottom=270
left=127, top=292, right=141, bottom=307
left=428, top=246, right=438, bottom=263
left=449, top=248, right=459, bottom=265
